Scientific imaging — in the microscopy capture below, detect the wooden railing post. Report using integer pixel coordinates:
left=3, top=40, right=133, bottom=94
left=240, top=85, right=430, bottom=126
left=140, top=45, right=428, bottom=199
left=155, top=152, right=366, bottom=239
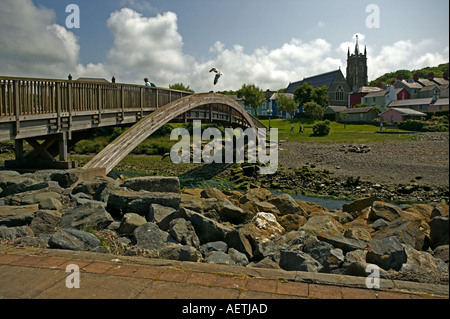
left=56, top=83, right=61, bottom=131
left=97, top=84, right=102, bottom=124
left=14, top=80, right=21, bottom=135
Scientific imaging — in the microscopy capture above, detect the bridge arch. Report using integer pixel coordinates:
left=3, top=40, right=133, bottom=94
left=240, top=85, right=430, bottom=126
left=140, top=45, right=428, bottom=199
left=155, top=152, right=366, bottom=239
left=82, top=93, right=261, bottom=174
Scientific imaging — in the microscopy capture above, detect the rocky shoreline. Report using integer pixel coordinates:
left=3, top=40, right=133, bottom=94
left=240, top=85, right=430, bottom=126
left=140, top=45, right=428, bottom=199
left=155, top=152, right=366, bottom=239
left=0, top=170, right=448, bottom=286
left=227, top=162, right=449, bottom=205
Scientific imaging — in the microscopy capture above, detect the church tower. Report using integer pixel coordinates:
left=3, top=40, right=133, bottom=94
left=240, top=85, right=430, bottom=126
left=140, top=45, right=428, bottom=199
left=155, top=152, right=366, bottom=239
left=346, top=35, right=368, bottom=93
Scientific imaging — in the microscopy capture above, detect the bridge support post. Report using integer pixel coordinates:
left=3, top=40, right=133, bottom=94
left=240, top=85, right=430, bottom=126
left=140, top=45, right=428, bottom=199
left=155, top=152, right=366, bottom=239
left=5, top=133, right=76, bottom=170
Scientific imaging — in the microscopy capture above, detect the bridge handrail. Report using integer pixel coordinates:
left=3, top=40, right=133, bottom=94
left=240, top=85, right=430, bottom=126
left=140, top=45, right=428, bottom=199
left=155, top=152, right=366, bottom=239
left=0, top=75, right=192, bottom=118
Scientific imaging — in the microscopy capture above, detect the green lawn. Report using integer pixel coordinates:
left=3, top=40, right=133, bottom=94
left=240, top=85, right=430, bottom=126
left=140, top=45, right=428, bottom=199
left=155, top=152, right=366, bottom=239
left=260, top=119, right=415, bottom=144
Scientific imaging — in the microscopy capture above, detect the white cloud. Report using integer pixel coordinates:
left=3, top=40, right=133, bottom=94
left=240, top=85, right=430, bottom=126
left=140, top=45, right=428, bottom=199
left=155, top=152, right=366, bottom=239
left=0, top=1, right=447, bottom=92
left=0, top=0, right=80, bottom=77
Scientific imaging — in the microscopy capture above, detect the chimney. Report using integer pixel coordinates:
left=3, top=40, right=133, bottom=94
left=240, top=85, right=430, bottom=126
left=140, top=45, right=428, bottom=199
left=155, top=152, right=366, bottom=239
left=377, top=81, right=383, bottom=88
left=428, top=72, right=435, bottom=80
left=396, top=74, right=403, bottom=81
left=413, top=74, right=419, bottom=82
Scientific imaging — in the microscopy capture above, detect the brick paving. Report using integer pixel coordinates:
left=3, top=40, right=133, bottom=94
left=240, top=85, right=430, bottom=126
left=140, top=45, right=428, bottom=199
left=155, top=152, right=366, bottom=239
left=0, top=246, right=448, bottom=301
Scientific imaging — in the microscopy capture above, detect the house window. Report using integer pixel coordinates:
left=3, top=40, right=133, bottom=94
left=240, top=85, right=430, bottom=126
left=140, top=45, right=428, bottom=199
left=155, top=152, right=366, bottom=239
left=335, top=86, right=344, bottom=101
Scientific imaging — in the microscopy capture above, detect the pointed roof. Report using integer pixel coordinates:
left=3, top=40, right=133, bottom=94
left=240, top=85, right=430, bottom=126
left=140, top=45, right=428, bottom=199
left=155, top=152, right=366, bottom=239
left=285, top=70, right=345, bottom=94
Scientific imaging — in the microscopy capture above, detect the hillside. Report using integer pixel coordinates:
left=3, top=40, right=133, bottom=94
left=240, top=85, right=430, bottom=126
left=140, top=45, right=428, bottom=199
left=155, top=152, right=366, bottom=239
left=369, top=63, right=449, bottom=86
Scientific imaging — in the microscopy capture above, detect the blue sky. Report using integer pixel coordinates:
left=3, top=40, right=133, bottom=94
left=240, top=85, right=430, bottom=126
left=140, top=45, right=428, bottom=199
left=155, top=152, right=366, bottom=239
left=1, top=0, right=448, bottom=92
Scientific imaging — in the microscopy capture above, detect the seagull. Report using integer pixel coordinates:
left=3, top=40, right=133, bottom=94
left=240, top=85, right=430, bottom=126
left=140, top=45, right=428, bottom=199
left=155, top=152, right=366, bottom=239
left=209, top=68, right=223, bottom=85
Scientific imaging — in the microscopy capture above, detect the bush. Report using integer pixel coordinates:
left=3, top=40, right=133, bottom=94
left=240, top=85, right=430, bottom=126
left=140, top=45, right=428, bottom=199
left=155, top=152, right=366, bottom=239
left=397, top=120, right=425, bottom=132
left=313, top=120, right=331, bottom=136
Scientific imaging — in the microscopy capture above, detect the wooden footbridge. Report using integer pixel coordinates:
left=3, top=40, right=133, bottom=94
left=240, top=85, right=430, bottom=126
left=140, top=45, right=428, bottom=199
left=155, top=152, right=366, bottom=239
left=0, top=76, right=264, bottom=174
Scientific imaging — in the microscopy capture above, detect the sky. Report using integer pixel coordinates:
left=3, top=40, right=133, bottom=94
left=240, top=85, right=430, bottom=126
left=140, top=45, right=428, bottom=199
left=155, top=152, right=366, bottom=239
left=0, top=0, right=448, bottom=92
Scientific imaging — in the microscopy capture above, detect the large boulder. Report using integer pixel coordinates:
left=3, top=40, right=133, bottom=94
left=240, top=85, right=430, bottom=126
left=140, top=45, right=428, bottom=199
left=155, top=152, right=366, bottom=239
left=0, top=225, right=34, bottom=240
left=160, top=244, right=202, bottom=262
left=396, top=245, right=449, bottom=284
left=343, top=197, right=380, bottom=216
left=168, top=218, right=200, bottom=248
left=148, top=204, right=178, bottom=230
left=205, top=251, right=236, bottom=266
left=48, top=228, right=101, bottom=251
left=0, top=205, right=38, bottom=227
left=372, top=219, right=426, bottom=250
left=302, top=237, right=344, bottom=272
left=118, top=213, right=147, bottom=235
left=279, top=247, right=322, bottom=272
left=29, top=210, right=62, bottom=235
left=225, top=229, right=253, bottom=259
left=368, top=201, right=403, bottom=222
left=217, top=198, right=249, bottom=224
left=107, top=189, right=180, bottom=216
left=0, top=172, right=52, bottom=197
left=123, top=176, right=180, bottom=193
left=366, top=236, right=407, bottom=271
left=268, top=194, right=307, bottom=217
left=199, top=241, right=228, bottom=257
left=60, top=202, right=114, bottom=230
left=181, top=208, right=233, bottom=245
left=299, top=215, right=344, bottom=237
left=317, top=233, right=367, bottom=253
left=429, top=216, right=449, bottom=249
left=133, top=222, right=178, bottom=250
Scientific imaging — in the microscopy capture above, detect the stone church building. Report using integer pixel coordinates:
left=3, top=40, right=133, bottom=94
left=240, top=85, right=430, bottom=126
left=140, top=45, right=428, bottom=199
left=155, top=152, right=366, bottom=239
left=285, top=37, right=368, bottom=107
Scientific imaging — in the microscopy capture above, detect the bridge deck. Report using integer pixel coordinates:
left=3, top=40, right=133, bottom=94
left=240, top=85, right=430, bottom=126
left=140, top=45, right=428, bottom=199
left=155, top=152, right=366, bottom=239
left=0, top=76, right=264, bottom=171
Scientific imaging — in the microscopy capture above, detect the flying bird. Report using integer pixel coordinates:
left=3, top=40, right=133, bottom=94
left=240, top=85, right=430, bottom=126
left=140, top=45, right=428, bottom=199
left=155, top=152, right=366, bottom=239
left=209, top=68, right=223, bottom=85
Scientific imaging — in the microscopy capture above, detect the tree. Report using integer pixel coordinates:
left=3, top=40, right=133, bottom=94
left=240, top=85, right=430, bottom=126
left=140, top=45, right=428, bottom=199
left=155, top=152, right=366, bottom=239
left=276, top=94, right=298, bottom=121
left=239, top=84, right=265, bottom=116
left=169, top=83, right=195, bottom=93
left=311, top=86, right=330, bottom=108
left=303, top=101, right=324, bottom=120
left=293, top=82, right=314, bottom=107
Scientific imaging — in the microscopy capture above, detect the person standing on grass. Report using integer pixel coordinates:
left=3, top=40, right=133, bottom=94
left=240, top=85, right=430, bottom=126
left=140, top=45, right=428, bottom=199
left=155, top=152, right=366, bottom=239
left=299, top=123, right=304, bottom=133
left=290, top=123, right=294, bottom=134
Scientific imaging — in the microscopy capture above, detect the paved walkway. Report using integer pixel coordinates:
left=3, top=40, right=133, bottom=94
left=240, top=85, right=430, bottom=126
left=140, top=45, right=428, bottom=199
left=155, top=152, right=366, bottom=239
left=0, top=245, right=448, bottom=301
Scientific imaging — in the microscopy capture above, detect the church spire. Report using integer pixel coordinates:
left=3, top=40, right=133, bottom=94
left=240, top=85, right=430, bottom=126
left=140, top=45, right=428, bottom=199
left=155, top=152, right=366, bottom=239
left=354, top=35, right=359, bottom=55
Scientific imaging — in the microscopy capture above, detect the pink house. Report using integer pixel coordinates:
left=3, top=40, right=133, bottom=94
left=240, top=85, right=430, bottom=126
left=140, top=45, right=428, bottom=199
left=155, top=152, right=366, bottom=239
left=428, top=98, right=449, bottom=112
left=380, top=108, right=427, bottom=123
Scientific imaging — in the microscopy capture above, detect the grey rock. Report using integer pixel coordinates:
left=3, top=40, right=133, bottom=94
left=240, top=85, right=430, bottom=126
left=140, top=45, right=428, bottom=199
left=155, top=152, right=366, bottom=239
left=429, top=216, right=449, bottom=249
left=430, top=203, right=449, bottom=219
left=205, top=251, right=236, bottom=266
left=118, top=213, right=147, bottom=235
left=247, top=257, right=281, bottom=270
left=228, top=248, right=249, bottom=266
left=39, top=197, right=63, bottom=211
left=317, top=233, right=367, bottom=253
left=169, top=218, right=200, bottom=248
left=133, top=222, right=178, bottom=250
left=60, top=201, right=114, bottom=230
left=368, top=201, right=403, bottom=222
left=200, top=241, right=228, bottom=257
left=372, top=218, right=389, bottom=230
left=29, top=210, right=62, bottom=235
left=48, top=228, right=101, bottom=251
left=14, top=236, right=48, bottom=247
left=372, top=219, right=426, bottom=250
left=123, top=176, right=180, bottom=193
left=0, top=174, right=51, bottom=198
left=343, top=196, right=380, bottom=216
left=303, top=237, right=344, bottom=271
left=107, top=189, right=180, bottom=216
left=279, top=247, right=323, bottom=272
left=433, top=245, right=449, bottom=264
left=299, top=215, right=344, bottom=237
left=149, top=204, right=178, bottom=231
left=0, top=205, right=38, bottom=227
left=181, top=208, right=233, bottom=245
left=225, top=229, right=253, bottom=259
left=366, top=236, right=407, bottom=271
left=268, top=193, right=308, bottom=217
left=161, top=244, right=202, bottom=262
left=0, top=225, right=34, bottom=240
left=218, top=199, right=247, bottom=224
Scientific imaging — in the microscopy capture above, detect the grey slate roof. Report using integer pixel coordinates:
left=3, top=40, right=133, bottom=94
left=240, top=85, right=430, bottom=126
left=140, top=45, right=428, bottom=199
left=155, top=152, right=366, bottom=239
left=385, top=108, right=427, bottom=116
left=389, top=98, right=433, bottom=107
left=342, top=106, right=374, bottom=114
left=286, top=70, right=342, bottom=94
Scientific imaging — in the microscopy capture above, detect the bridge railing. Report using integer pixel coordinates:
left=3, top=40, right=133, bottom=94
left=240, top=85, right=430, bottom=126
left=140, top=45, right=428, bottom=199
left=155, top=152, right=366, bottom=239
left=0, top=76, right=192, bottom=118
